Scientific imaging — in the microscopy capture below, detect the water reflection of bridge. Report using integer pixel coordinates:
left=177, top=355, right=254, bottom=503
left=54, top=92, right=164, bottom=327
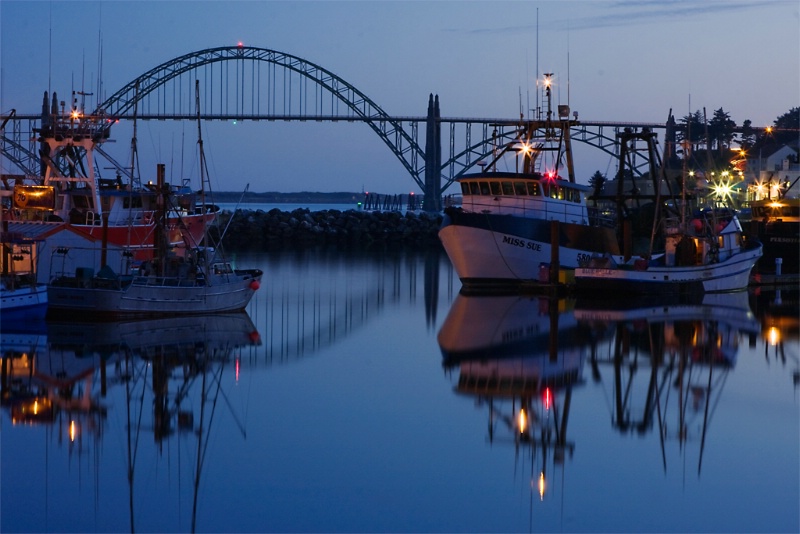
left=244, top=247, right=456, bottom=364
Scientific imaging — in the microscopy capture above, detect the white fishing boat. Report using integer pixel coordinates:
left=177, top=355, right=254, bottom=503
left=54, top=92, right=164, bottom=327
left=46, top=82, right=263, bottom=318
left=438, top=74, right=626, bottom=289
left=47, top=252, right=262, bottom=317
left=574, top=208, right=762, bottom=295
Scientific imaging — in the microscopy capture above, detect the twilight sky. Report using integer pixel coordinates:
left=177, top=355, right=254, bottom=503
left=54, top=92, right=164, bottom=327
left=1, top=0, right=798, bottom=195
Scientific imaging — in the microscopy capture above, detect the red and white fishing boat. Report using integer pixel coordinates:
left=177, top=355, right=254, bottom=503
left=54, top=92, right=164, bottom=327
left=7, top=91, right=218, bottom=259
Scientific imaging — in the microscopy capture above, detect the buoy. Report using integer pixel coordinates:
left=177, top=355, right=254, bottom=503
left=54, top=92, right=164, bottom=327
left=248, top=331, right=261, bottom=343
left=250, top=280, right=260, bottom=290
left=691, top=219, right=703, bottom=233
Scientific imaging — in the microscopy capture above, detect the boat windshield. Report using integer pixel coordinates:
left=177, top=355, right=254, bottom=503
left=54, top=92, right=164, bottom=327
left=460, top=178, right=581, bottom=203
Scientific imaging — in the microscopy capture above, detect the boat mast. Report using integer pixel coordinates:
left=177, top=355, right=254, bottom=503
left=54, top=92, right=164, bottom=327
left=194, top=80, right=211, bottom=274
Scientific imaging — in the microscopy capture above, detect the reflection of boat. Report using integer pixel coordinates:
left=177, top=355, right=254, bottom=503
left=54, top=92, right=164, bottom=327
left=438, top=293, right=587, bottom=500
left=438, top=75, right=623, bottom=288
left=5, top=91, right=218, bottom=256
left=1, top=312, right=260, bottom=425
left=46, top=84, right=263, bottom=317
left=574, top=291, right=759, bottom=472
left=109, top=312, right=260, bottom=532
left=1, top=311, right=260, bottom=532
left=574, top=290, right=760, bottom=338
left=750, top=287, right=800, bottom=390
left=438, top=293, right=588, bottom=366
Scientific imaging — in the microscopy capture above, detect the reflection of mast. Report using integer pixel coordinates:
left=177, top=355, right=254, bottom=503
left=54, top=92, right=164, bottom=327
left=122, top=349, right=143, bottom=534
left=111, top=313, right=258, bottom=533
left=593, top=311, right=737, bottom=476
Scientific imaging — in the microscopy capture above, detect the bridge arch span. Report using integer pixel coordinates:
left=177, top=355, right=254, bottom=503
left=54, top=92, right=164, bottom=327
left=97, top=45, right=426, bottom=188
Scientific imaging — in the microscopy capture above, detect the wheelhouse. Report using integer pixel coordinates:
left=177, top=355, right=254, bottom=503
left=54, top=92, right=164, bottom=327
left=457, top=171, right=590, bottom=224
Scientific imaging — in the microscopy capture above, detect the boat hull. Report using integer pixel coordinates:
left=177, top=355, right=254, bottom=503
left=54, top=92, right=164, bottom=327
left=67, top=210, right=217, bottom=259
left=1, top=284, right=48, bottom=321
left=574, top=245, right=763, bottom=295
left=47, top=270, right=262, bottom=317
left=439, top=209, right=621, bottom=286
left=754, top=221, right=799, bottom=274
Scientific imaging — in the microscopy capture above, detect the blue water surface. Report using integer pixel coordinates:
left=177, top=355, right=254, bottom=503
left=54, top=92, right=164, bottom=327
left=1, top=247, right=798, bottom=533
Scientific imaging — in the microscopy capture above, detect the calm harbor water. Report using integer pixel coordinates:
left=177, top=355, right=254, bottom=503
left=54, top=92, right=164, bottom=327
left=1, top=246, right=798, bottom=533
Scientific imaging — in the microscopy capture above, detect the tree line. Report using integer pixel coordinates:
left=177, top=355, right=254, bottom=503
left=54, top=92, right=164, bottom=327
left=588, top=105, right=799, bottom=191
left=678, top=106, right=799, bottom=154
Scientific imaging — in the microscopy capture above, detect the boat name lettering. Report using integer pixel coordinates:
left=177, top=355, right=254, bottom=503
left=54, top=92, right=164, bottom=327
left=582, top=268, right=614, bottom=276
left=501, top=235, right=541, bottom=251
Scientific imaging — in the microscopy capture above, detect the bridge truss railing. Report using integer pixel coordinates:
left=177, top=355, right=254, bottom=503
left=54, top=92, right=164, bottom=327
left=1, top=45, right=672, bottom=192
left=2, top=112, right=666, bottom=192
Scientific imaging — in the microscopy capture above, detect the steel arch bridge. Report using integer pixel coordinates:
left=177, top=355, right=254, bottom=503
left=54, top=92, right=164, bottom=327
left=2, top=45, right=672, bottom=207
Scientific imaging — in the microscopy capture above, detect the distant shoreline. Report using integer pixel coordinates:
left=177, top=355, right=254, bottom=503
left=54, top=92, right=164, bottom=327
left=209, top=191, right=363, bottom=204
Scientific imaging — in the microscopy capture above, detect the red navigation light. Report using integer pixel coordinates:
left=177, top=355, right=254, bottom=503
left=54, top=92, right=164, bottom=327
left=237, top=41, right=244, bottom=48
left=543, top=387, right=553, bottom=410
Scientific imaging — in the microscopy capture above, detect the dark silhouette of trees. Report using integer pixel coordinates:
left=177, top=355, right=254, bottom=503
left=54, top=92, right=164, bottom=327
left=672, top=106, right=797, bottom=169
left=678, top=110, right=705, bottom=152
left=708, top=108, right=736, bottom=154
left=588, top=170, right=606, bottom=204
left=740, top=119, right=756, bottom=150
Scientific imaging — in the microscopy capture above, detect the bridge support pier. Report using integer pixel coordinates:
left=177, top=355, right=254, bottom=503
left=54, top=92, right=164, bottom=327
left=423, top=94, right=442, bottom=212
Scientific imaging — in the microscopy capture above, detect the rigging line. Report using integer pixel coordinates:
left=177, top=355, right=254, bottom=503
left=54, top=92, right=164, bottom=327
left=697, top=363, right=714, bottom=475
left=211, top=359, right=248, bottom=438
left=654, top=360, right=669, bottom=472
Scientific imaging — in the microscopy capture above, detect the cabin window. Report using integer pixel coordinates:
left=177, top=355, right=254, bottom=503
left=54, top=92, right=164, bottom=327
left=461, top=183, right=470, bottom=195
left=549, top=186, right=560, bottom=199
left=73, top=195, right=93, bottom=209
left=514, top=182, right=528, bottom=195
left=527, top=182, right=540, bottom=196
left=489, top=182, right=501, bottom=195
left=123, top=196, right=144, bottom=209
left=469, top=182, right=480, bottom=195
left=479, top=182, right=491, bottom=195
left=501, top=182, right=514, bottom=196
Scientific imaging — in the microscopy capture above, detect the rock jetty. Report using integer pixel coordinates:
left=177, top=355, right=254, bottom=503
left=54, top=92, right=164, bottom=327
left=210, top=208, right=443, bottom=250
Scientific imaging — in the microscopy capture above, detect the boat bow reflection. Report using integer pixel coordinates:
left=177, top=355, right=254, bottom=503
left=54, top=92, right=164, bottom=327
left=438, top=294, right=590, bottom=501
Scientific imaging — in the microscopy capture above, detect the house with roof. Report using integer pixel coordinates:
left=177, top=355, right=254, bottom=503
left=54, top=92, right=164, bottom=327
left=745, top=143, right=800, bottom=199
